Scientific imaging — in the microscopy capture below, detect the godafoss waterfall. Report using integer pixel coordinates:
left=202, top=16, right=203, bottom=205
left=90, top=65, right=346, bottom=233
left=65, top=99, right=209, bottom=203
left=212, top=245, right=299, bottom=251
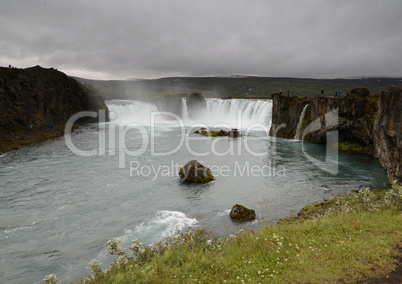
left=0, top=98, right=388, bottom=283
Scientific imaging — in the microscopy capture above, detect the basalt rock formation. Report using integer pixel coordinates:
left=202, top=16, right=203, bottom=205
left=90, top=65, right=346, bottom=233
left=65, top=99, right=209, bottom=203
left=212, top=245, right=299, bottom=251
left=270, top=87, right=402, bottom=183
left=0, top=65, right=106, bottom=152
left=270, top=93, right=309, bottom=139
left=373, top=87, right=402, bottom=182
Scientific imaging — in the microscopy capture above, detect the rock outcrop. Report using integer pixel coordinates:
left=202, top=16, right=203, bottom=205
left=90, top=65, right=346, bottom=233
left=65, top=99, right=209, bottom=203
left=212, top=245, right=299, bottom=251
left=0, top=65, right=105, bottom=130
left=373, top=87, right=402, bottom=182
left=228, top=128, right=242, bottom=138
left=193, top=128, right=242, bottom=137
left=271, top=91, right=377, bottom=147
left=0, top=65, right=106, bottom=152
left=229, top=204, right=256, bottom=221
left=179, top=160, right=215, bottom=183
left=270, top=93, right=309, bottom=139
left=270, top=87, right=402, bottom=183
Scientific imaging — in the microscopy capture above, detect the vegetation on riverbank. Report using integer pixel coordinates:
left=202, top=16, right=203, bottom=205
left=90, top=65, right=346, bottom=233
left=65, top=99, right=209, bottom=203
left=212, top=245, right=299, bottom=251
left=0, top=124, right=79, bottom=154
left=45, top=182, right=402, bottom=284
left=335, top=141, right=375, bottom=155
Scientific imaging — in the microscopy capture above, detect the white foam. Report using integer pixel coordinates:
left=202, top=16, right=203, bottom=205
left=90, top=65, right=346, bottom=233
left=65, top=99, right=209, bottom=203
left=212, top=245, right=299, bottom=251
left=106, top=100, right=159, bottom=126
left=120, top=211, right=198, bottom=246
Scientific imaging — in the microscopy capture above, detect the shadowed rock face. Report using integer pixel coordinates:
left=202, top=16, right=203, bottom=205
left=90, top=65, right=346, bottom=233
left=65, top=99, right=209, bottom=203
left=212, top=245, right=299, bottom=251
left=270, top=86, right=402, bottom=183
left=374, top=86, right=402, bottom=183
left=179, top=160, right=215, bottom=183
left=230, top=204, right=256, bottom=221
left=270, top=93, right=309, bottom=139
left=0, top=65, right=105, bottom=130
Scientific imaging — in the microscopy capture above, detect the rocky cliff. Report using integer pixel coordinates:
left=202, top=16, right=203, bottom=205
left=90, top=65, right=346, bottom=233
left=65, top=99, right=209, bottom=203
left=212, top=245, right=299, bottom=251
left=373, top=87, right=402, bottom=182
left=270, top=87, right=401, bottom=183
left=270, top=94, right=309, bottom=139
left=0, top=65, right=106, bottom=152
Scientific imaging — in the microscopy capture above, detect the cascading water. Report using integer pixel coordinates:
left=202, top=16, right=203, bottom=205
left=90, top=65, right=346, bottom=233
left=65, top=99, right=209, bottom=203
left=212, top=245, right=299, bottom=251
left=185, top=98, right=273, bottom=131
left=181, top=97, right=189, bottom=121
left=294, top=104, right=309, bottom=140
left=106, top=98, right=273, bottom=133
left=106, top=100, right=159, bottom=125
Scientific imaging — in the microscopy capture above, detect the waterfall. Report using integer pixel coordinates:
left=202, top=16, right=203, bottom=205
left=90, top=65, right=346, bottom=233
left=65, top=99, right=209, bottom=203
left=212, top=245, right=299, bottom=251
left=294, top=104, right=309, bottom=140
left=181, top=97, right=189, bottom=121
left=186, top=98, right=272, bottom=131
left=106, top=98, right=273, bottom=132
left=105, top=100, right=159, bottom=125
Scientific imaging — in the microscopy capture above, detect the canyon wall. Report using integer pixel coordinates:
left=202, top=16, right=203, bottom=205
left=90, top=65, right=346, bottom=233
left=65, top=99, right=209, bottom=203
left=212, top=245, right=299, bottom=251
left=0, top=65, right=106, bottom=130
left=270, top=87, right=401, bottom=183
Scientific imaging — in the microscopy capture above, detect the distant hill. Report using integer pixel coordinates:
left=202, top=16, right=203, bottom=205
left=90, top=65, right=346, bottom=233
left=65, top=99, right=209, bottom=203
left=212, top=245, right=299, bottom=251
left=73, top=76, right=402, bottom=99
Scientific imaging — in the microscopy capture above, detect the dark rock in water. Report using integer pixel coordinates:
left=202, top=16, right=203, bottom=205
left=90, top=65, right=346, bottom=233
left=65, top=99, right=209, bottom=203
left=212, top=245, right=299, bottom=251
left=228, top=128, right=242, bottom=138
left=193, top=128, right=230, bottom=137
left=179, top=160, right=215, bottom=183
left=230, top=204, right=256, bottom=221
left=217, top=129, right=229, bottom=136
left=187, top=93, right=206, bottom=119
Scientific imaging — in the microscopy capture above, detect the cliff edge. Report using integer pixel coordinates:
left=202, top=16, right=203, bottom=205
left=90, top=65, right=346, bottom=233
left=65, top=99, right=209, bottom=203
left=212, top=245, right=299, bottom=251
left=270, top=87, right=402, bottom=183
left=373, top=87, right=402, bottom=182
left=0, top=65, right=106, bottom=152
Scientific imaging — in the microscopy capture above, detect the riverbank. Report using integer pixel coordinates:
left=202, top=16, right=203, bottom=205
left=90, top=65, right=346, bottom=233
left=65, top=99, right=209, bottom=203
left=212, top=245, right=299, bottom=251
left=0, top=124, right=78, bottom=155
left=60, top=182, right=401, bottom=284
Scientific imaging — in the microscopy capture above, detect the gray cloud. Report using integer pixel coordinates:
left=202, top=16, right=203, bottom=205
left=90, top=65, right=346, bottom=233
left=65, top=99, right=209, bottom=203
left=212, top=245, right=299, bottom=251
left=1, top=0, right=401, bottom=79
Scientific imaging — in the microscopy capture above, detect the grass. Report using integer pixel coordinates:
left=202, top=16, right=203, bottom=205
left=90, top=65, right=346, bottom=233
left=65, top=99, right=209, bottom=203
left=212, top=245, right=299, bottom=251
left=335, top=141, right=375, bottom=155
left=0, top=124, right=80, bottom=154
left=45, top=182, right=402, bottom=284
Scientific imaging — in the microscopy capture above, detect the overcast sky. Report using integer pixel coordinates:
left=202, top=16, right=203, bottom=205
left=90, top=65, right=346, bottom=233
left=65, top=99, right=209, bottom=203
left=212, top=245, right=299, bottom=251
left=1, top=0, right=401, bottom=80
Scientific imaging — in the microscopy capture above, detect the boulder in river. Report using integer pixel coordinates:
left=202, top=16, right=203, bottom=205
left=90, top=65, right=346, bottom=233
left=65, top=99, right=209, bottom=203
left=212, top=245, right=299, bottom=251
left=230, top=204, right=256, bottom=221
left=228, top=128, right=242, bottom=138
left=179, top=160, right=215, bottom=183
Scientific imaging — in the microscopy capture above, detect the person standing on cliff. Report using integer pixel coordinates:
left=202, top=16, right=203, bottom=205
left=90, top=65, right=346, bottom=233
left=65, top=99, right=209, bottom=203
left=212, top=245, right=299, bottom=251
left=335, top=90, right=338, bottom=97
left=321, top=90, right=324, bottom=96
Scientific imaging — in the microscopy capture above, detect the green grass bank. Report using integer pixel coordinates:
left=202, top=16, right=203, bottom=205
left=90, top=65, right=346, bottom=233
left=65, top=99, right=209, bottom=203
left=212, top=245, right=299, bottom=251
left=45, top=182, right=401, bottom=284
